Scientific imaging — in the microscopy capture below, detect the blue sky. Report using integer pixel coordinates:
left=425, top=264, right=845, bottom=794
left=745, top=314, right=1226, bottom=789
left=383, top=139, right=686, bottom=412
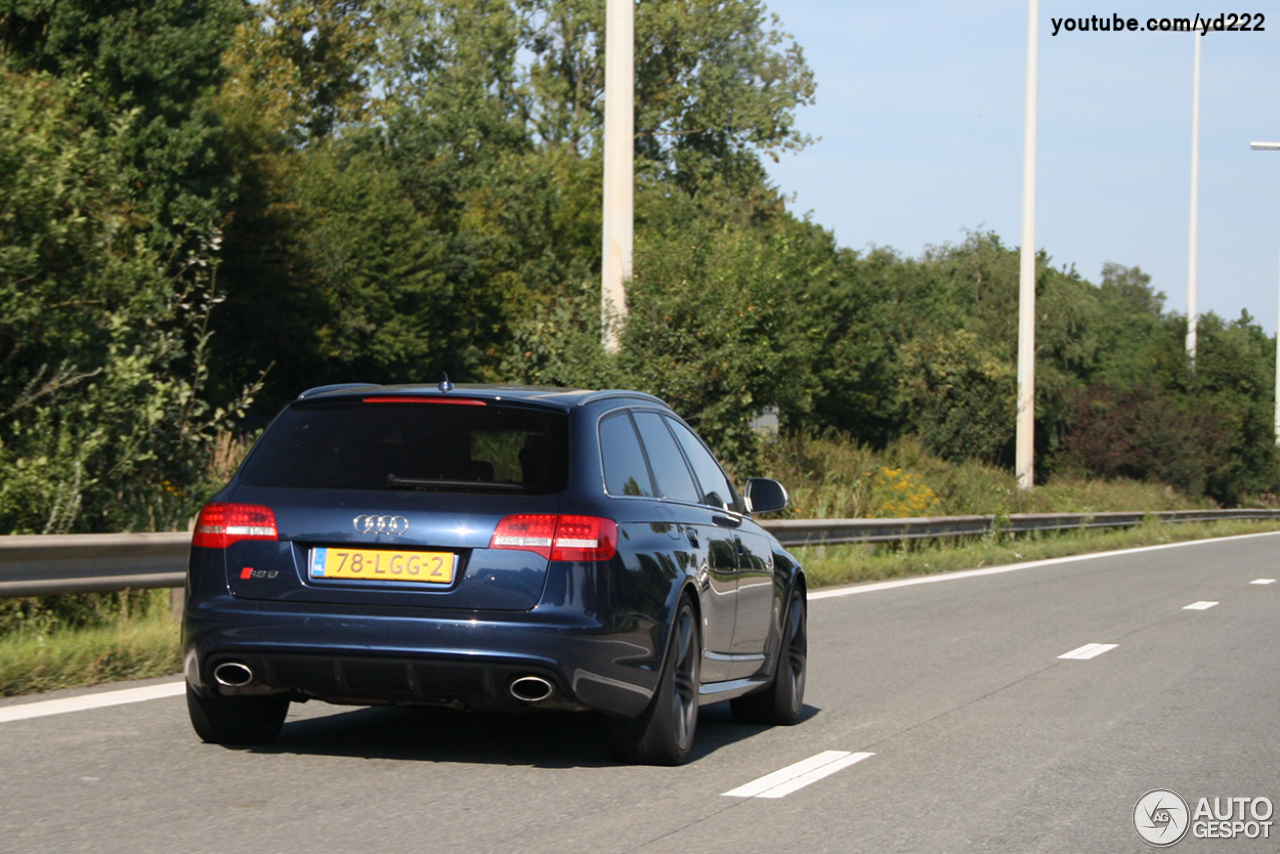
left=761, top=1, right=1280, bottom=331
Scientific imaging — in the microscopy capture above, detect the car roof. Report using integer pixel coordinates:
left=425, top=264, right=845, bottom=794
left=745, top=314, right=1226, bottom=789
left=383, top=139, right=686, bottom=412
left=294, top=383, right=672, bottom=413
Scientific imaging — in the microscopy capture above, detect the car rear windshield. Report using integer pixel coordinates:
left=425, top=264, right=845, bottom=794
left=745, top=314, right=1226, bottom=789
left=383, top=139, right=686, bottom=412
left=238, top=400, right=570, bottom=494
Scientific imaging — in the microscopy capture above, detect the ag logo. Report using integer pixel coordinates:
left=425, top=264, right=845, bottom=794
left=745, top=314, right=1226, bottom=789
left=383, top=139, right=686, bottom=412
left=1135, top=789, right=1190, bottom=847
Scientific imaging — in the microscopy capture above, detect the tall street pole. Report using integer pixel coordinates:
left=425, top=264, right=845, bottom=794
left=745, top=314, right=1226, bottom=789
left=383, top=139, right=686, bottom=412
left=1251, top=141, right=1280, bottom=443
left=1186, top=33, right=1202, bottom=363
left=1015, top=0, right=1039, bottom=490
left=601, top=0, right=634, bottom=353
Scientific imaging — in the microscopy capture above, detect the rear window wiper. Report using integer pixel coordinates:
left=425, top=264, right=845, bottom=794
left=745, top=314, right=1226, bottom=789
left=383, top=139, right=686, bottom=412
left=386, top=473, right=525, bottom=493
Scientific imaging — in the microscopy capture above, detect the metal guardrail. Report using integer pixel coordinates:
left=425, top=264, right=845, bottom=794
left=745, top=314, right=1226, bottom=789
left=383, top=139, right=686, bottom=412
left=0, top=533, right=190, bottom=597
left=759, top=508, right=1280, bottom=547
left=1, top=509, right=1278, bottom=598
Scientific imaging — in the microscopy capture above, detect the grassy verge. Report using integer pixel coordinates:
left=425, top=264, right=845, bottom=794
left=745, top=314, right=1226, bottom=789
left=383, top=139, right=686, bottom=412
left=0, top=609, right=180, bottom=697
left=797, top=518, right=1280, bottom=589
left=3, top=518, right=1280, bottom=698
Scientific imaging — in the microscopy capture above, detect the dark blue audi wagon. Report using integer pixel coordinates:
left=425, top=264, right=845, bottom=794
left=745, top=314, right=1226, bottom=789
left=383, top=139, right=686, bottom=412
left=182, top=383, right=806, bottom=764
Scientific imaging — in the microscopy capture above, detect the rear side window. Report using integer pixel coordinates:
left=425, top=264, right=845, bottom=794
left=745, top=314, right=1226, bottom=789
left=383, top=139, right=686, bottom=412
left=666, top=418, right=741, bottom=512
left=632, top=412, right=700, bottom=504
left=598, top=412, right=655, bottom=497
left=239, top=400, right=569, bottom=494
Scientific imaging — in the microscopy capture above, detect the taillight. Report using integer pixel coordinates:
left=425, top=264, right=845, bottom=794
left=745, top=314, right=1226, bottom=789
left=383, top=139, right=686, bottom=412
left=550, top=515, right=618, bottom=561
left=490, top=514, right=557, bottom=559
left=192, top=503, right=278, bottom=549
left=490, top=514, right=618, bottom=562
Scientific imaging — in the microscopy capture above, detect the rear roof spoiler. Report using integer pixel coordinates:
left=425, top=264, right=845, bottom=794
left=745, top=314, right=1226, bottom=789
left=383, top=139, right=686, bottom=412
left=296, top=383, right=378, bottom=399
left=576, top=390, right=670, bottom=408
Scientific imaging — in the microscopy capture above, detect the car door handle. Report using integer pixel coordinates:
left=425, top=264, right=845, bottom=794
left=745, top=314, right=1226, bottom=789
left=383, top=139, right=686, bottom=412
left=712, top=514, right=742, bottom=528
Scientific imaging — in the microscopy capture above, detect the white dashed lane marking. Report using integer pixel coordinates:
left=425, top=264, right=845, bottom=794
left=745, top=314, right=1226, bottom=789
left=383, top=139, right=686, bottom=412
left=0, top=681, right=184, bottom=724
left=1058, top=643, right=1119, bottom=660
left=1250, top=578, right=1276, bottom=585
left=1183, top=601, right=1219, bottom=610
left=722, top=750, right=874, bottom=799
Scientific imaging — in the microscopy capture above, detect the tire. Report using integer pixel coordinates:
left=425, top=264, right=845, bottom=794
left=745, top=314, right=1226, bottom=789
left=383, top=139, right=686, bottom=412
left=731, top=587, right=806, bottom=725
left=186, top=683, right=289, bottom=746
left=606, top=596, right=701, bottom=766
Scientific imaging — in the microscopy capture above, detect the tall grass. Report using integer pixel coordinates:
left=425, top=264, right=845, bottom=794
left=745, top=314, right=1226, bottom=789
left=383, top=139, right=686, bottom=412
left=0, top=588, right=174, bottom=641
left=758, top=433, right=1216, bottom=519
left=0, top=588, right=179, bottom=698
left=0, top=603, right=179, bottom=696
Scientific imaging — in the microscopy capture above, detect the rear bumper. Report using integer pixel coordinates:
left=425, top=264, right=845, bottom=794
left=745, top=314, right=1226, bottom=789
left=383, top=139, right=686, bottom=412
left=182, top=595, right=660, bottom=717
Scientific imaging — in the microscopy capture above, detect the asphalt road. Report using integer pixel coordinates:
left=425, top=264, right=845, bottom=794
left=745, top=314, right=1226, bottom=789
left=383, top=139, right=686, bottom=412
left=3, top=532, right=1280, bottom=854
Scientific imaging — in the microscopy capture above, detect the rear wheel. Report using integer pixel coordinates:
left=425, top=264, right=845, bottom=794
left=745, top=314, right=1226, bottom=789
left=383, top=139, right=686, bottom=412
left=731, top=588, right=806, bottom=725
left=606, top=596, right=701, bottom=765
left=187, top=684, right=289, bottom=745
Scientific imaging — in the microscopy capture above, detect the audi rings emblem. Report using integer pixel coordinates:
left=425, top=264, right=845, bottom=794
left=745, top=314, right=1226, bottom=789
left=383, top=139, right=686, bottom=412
left=353, top=515, right=409, bottom=535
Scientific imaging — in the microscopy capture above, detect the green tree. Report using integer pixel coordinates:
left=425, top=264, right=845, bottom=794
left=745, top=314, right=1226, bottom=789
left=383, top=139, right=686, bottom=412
left=223, top=0, right=378, bottom=142
left=897, top=330, right=1016, bottom=464
left=0, top=0, right=245, bottom=238
left=209, top=0, right=389, bottom=403
left=806, top=245, right=948, bottom=446
left=618, top=190, right=822, bottom=466
left=0, top=66, right=253, bottom=534
left=513, top=0, right=815, bottom=190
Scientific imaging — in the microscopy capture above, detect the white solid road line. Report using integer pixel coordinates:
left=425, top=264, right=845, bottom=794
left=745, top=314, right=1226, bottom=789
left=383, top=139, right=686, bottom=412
left=1250, top=578, right=1276, bottom=585
left=0, top=680, right=185, bottom=724
left=722, top=750, right=874, bottom=799
left=1058, top=643, right=1119, bottom=660
left=1183, top=601, right=1219, bottom=610
left=808, top=530, right=1280, bottom=602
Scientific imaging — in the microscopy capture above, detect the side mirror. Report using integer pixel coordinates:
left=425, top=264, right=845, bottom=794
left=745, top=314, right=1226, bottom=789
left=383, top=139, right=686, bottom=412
left=744, top=477, right=788, bottom=515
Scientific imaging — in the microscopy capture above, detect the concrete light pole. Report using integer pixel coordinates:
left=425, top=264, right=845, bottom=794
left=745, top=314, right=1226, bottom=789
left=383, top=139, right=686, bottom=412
left=1251, top=140, right=1280, bottom=443
left=600, top=0, right=634, bottom=353
left=1015, top=0, right=1039, bottom=490
left=1186, top=34, right=1203, bottom=362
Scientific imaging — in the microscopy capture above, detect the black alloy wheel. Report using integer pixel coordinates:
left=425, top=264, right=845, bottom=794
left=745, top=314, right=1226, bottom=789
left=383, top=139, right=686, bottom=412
left=187, top=684, right=290, bottom=746
left=731, top=588, right=807, bottom=725
left=606, top=595, right=701, bottom=765
left=668, top=600, right=701, bottom=748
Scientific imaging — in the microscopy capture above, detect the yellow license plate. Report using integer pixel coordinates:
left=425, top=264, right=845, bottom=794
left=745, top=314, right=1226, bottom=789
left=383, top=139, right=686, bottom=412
left=308, top=547, right=456, bottom=584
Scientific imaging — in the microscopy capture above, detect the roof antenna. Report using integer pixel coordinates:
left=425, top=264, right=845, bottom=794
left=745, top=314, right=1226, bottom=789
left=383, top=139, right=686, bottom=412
left=439, top=372, right=454, bottom=392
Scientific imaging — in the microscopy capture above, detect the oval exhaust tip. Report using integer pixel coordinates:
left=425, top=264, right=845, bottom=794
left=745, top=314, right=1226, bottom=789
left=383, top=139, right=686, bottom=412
left=509, top=675, right=554, bottom=702
left=213, top=662, right=254, bottom=688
